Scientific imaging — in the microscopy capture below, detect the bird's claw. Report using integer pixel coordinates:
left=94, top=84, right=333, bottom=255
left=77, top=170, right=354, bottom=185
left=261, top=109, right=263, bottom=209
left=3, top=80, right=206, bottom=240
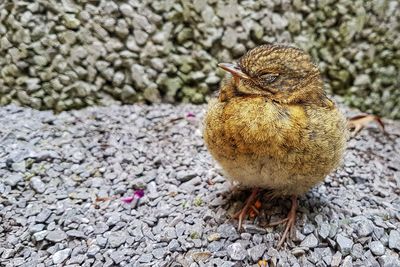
left=276, top=196, right=298, bottom=249
left=233, top=188, right=260, bottom=231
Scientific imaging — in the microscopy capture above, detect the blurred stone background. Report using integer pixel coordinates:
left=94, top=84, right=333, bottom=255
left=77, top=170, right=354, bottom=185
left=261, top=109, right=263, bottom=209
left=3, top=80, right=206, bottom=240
left=0, top=0, right=399, bottom=118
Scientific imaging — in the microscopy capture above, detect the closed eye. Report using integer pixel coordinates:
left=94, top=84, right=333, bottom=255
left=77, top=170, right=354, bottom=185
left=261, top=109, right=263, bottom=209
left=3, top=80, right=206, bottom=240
left=259, top=73, right=279, bottom=84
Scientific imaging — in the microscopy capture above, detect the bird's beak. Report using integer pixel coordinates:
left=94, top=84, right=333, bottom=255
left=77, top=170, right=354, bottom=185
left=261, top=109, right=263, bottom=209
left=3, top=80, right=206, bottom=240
left=218, top=63, right=250, bottom=80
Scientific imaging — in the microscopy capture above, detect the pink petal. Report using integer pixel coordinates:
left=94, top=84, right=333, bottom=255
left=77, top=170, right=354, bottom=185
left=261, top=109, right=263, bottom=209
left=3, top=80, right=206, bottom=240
left=186, top=112, right=195, bottom=118
left=121, top=196, right=134, bottom=204
left=134, top=189, right=144, bottom=199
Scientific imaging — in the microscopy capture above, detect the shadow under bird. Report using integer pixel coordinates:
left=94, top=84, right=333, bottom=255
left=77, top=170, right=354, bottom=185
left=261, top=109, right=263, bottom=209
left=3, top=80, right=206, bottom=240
left=203, top=44, right=382, bottom=248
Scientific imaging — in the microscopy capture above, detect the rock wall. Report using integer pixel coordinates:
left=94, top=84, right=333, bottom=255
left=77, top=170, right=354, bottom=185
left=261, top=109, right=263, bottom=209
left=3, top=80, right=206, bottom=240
left=0, top=0, right=399, bottom=118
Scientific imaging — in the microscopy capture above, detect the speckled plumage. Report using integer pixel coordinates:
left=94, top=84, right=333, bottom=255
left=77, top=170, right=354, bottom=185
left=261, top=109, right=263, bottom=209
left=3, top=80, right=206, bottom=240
left=203, top=44, right=348, bottom=196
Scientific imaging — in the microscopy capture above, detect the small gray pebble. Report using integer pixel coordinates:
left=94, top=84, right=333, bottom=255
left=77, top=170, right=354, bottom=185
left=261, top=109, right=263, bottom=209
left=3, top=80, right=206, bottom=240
left=87, top=245, right=100, bottom=257
left=106, top=213, right=121, bottom=226
left=227, top=243, right=247, bottom=261
left=300, top=233, right=318, bottom=248
left=32, top=230, right=48, bottom=242
left=52, top=248, right=71, bottom=264
left=168, top=239, right=180, bottom=252
left=66, top=230, right=85, bottom=238
left=46, top=230, right=67, bottom=242
left=351, top=243, right=363, bottom=259
left=5, top=173, right=23, bottom=186
left=388, top=230, right=400, bottom=251
left=94, top=222, right=109, bottom=234
left=341, top=255, right=353, bottom=267
left=35, top=210, right=52, bottom=223
left=247, top=244, right=266, bottom=262
left=355, top=219, right=374, bottom=237
left=110, top=251, right=125, bottom=264
left=152, top=247, right=167, bottom=259
left=12, top=161, right=26, bottom=172
left=378, top=254, right=400, bottom=267
left=29, top=224, right=45, bottom=233
left=369, top=241, right=385, bottom=256
left=217, top=224, right=239, bottom=240
left=331, top=251, right=342, bottom=267
left=318, top=223, right=330, bottom=239
left=207, top=241, right=224, bottom=252
left=138, top=253, right=153, bottom=263
left=302, top=223, right=315, bottom=235
left=96, top=236, right=108, bottom=248
left=30, top=177, right=46, bottom=193
left=242, top=224, right=267, bottom=234
left=176, top=170, right=197, bottom=182
left=108, top=232, right=126, bottom=248
left=336, top=234, right=353, bottom=255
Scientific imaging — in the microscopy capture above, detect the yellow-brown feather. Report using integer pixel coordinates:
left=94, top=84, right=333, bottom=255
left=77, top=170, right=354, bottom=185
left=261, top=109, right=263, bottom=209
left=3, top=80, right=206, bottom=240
left=204, top=77, right=348, bottom=196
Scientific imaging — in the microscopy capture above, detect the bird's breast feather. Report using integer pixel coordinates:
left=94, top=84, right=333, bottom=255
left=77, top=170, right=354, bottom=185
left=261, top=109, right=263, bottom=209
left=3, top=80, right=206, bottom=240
left=204, top=97, right=310, bottom=158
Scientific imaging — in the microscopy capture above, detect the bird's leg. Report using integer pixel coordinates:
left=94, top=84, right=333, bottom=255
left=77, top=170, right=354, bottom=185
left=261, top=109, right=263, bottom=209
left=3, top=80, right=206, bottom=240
left=277, top=195, right=298, bottom=249
left=233, top=187, right=259, bottom=231
left=348, top=114, right=385, bottom=136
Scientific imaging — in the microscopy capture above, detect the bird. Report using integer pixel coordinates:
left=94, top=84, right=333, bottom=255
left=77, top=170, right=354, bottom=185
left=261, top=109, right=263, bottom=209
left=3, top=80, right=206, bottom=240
left=203, top=44, right=357, bottom=248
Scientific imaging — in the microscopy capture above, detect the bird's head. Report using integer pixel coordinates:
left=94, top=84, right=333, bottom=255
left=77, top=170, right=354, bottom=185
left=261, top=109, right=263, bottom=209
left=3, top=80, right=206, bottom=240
left=218, top=44, right=326, bottom=105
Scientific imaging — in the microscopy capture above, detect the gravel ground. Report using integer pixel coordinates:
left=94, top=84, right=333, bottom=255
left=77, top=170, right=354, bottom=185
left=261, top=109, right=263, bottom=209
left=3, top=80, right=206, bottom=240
left=0, top=103, right=400, bottom=267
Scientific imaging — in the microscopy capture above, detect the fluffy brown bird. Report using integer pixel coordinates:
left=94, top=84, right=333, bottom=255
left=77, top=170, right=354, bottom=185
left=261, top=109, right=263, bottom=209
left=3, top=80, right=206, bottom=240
left=203, top=44, right=349, bottom=247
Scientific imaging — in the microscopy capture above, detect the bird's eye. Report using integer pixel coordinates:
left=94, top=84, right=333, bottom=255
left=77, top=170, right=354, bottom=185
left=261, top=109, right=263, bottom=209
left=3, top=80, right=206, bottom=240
left=259, top=73, right=279, bottom=84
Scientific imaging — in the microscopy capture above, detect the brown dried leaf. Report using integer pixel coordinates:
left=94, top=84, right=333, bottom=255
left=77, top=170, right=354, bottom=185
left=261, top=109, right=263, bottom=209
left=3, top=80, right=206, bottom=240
left=348, top=114, right=385, bottom=136
left=95, top=196, right=112, bottom=202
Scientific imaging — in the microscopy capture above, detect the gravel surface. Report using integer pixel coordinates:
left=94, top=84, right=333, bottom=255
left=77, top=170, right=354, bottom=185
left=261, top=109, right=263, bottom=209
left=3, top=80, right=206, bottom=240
left=0, top=103, right=400, bottom=267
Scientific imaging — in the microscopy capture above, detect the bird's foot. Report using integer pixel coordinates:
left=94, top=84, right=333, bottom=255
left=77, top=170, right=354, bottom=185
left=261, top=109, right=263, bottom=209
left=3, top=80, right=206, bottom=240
left=271, top=195, right=297, bottom=249
left=232, top=188, right=260, bottom=231
left=348, top=114, right=385, bottom=136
